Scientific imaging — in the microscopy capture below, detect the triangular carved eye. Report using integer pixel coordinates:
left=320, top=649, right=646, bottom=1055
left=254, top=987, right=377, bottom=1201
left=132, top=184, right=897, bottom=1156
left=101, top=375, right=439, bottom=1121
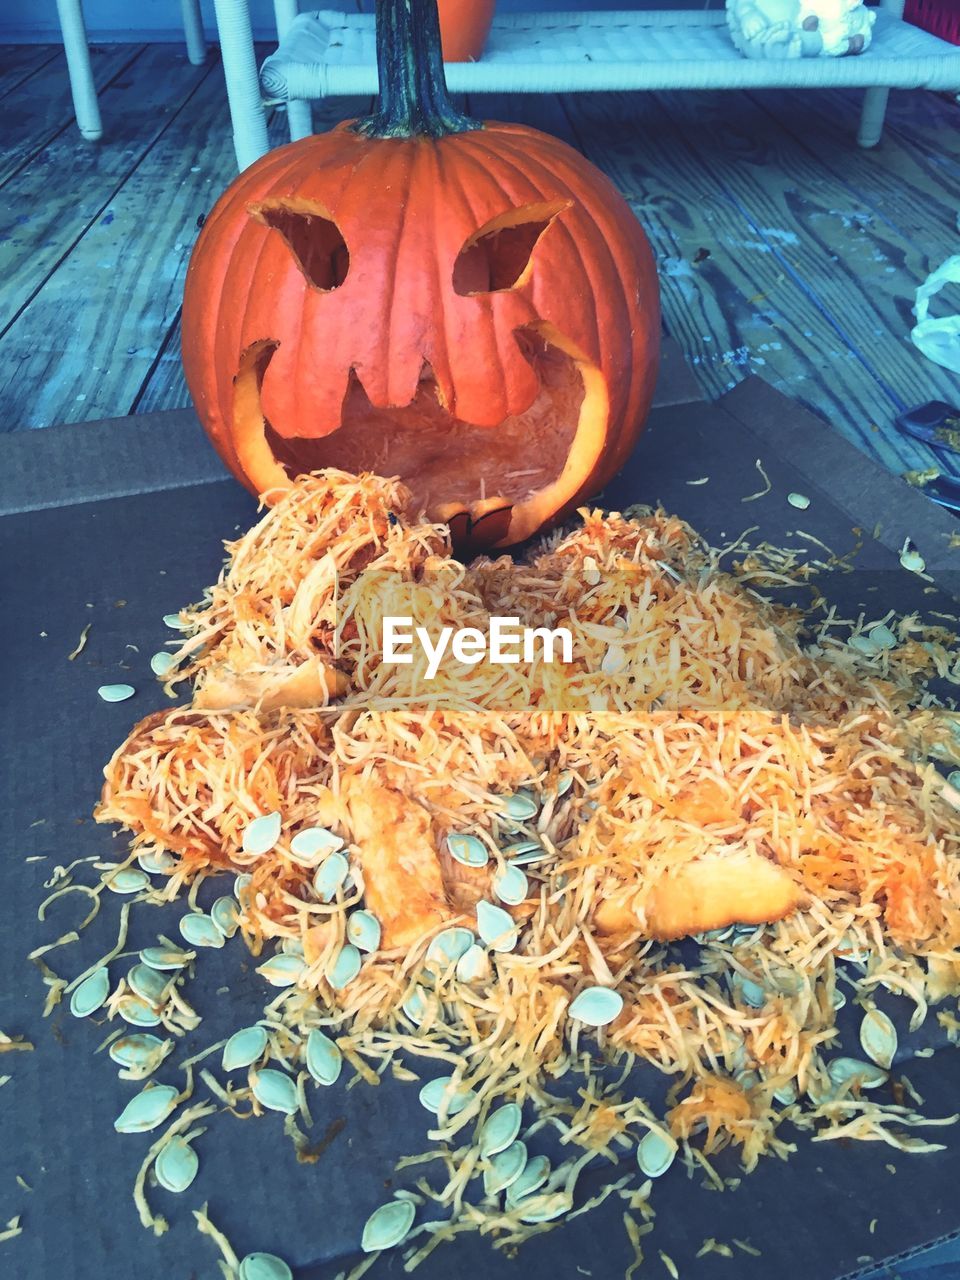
left=453, top=201, right=569, bottom=296
left=256, top=203, right=350, bottom=291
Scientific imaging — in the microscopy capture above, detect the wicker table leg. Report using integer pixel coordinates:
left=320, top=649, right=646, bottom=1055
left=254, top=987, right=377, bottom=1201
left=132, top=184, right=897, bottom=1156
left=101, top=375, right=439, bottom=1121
left=858, top=0, right=906, bottom=147
left=213, top=0, right=271, bottom=169
left=274, top=0, right=313, bottom=140
left=55, top=0, right=102, bottom=142
left=180, top=0, right=208, bottom=66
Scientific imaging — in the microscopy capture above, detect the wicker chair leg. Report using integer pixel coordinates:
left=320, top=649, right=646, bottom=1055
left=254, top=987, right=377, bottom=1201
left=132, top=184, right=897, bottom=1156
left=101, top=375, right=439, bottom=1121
left=55, top=0, right=103, bottom=142
left=213, top=0, right=270, bottom=170
left=273, top=0, right=312, bottom=140
left=181, top=0, right=208, bottom=66
left=858, top=86, right=890, bottom=147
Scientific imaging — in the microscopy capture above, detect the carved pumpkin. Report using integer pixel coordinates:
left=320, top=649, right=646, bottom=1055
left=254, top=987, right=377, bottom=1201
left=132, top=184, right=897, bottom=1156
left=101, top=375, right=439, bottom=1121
left=182, top=0, right=659, bottom=549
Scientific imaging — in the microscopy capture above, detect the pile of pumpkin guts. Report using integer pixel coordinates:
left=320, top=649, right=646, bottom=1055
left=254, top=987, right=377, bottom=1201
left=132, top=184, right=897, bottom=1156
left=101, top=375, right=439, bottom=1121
left=69, top=470, right=960, bottom=1274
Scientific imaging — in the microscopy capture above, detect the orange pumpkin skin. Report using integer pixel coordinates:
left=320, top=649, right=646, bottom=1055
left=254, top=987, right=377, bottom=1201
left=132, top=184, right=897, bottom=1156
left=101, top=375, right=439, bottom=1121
left=182, top=10, right=659, bottom=549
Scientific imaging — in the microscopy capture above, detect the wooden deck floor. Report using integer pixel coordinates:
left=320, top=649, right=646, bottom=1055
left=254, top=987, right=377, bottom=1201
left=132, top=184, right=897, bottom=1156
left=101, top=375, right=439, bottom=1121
left=1, top=41, right=959, bottom=479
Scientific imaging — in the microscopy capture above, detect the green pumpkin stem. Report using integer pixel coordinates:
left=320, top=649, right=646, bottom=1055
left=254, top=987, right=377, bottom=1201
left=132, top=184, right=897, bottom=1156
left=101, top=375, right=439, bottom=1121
left=354, top=0, right=482, bottom=139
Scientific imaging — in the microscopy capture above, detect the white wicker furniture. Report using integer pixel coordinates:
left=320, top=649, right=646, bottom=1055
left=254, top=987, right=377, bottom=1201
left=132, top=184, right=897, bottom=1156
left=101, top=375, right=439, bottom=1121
left=213, top=2, right=960, bottom=171
left=56, top=0, right=207, bottom=141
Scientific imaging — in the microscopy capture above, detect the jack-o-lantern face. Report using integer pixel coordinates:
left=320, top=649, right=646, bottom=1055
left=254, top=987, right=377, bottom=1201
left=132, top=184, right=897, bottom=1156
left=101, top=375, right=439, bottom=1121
left=182, top=3, right=659, bottom=549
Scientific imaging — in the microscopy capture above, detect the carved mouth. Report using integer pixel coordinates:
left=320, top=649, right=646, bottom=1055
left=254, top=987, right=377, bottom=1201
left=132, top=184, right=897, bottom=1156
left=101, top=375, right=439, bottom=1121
left=231, top=324, right=608, bottom=549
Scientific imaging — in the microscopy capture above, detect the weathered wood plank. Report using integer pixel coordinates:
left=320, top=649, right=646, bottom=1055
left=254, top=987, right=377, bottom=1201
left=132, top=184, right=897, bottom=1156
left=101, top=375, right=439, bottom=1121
left=0, top=45, right=213, bottom=337
left=0, top=44, right=60, bottom=100
left=561, top=90, right=937, bottom=473
left=0, top=44, right=143, bottom=189
left=133, top=97, right=374, bottom=417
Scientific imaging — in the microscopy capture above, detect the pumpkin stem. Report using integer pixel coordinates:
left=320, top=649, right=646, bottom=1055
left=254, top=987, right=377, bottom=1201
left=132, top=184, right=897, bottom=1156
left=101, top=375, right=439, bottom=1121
left=354, top=0, right=481, bottom=139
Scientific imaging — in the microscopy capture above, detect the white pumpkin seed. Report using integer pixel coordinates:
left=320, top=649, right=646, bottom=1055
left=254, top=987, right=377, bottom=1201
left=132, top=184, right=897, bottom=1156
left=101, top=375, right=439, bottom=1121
left=493, top=864, right=528, bottom=907
left=831, top=987, right=847, bottom=1010
left=787, top=492, right=810, bottom=510
left=455, top=944, right=491, bottom=984
left=418, top=1076, right=475, bottom=1116
left=583, top=556, right=601, bottom=586
left=849, top=633, right=879, bottom=656
left=476, top=901, right=518, bottom=953
left=361, top=1200, right=415, bottom=1253
left=251, top=1069, right=299, bottom=1115
left=734, top=975, right=766, bottom=1009
left=109, top=1034, right=168, bottom=1069
left=568, top=986, right=623, bottom=1028
left=69, top=967, right=110, bottom=1018
left=446, top=833, right=489, bottom=868
left=478, top=1103, right=522, bottom=1158
left=347, top=910, right=381, bottom=953
left=104, top=867, right=150, bottom=895
left=243, top=812, right=282, bottom=856
left=179, top=913, right=224, bottom=949
left=234, top=873, right=252, bottom=897
left=280, top=936, right=305, bottom=958
left=211, top=896, right=240, bottom=939
left=827, top=1057, right=889, bottom=1089
left=223, top=1025, right=268, bottom=1072
left=601, top=645, right=628, bottom=676
left=98, top=683, right=135, bottom=703
left=900, top=542, right=926, bottom=574
left=163, top=613, right=187, bottom=630
left=238, top=1252, right=293, bottom=1280
left=290, top=826, right=344, bottom=861
left=257, top=953, right=305, bottom=988
left=402, top=986, right=429, bottom=1025
left=154, top=1137, right=199, bottom=1193
left=517, top=1191, right=571, bottom=1224
left=426, top=927, right=474, bottom=968
left=502, top=792, right=538, bottom=822
left=305, top=1029, right=342, bottom=1086
left=859, top=1008, right=898, bottom=1069
left=150, top=651, right=177, bottom=677
left=555, top=771, right=574, bottom=798
left=140, top=945, right=194, bottom=972
left=506, top=1154, right=550, bottom=1204
left=127, top=963, right=170, bottom=1007
left=637, top=1129, right=677, bottom=1178
left=869, top=623, right=897, bottom=650
left=949, top=769, right=960, bottom=790
left=484, top=1140, right=527, bottom=1196
left=313, top=851, right=349, bottom=902
left=504, top=840, right=550, bottom=867
left=137, top=849, right=176, bottom=875
left=114, top=1084, right=179, bottom=1133
left=326, top=943, right=361, bottom=991
left=773, top=1081, right=798, bottom=1106
left=117, top=994, right=163, bottom=1027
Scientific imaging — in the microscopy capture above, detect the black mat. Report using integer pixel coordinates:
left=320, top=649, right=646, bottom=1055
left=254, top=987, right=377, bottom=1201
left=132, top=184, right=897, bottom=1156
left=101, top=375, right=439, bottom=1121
left=2, top=370, right=960, bottom=1280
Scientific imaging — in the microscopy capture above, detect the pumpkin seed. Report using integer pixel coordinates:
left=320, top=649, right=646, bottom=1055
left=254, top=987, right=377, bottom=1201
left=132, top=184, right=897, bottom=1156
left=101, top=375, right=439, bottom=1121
left=493, top=864, right=528, bottom=907
left=859, top=1008, right=898, bottom=1069
left=827, top=1057, right=889, bottom=1090
left=702, top=925, right=735, bottom=943
left=484, top=1140, right=527, bottom=1196
left=69, top=967, right=110, bottom=1018
left=326, top=943, right=361, bottom=991
left=849, top=633, right=879, bottom=656
left=238, top=1252, right=294, bottom=1280
left=140, top=945, right=193, bottom=972
left=835, top=932, right=870, bottom=965
left=179, top=913, right=225, bottom=949
left=583, top=556, right=601, bottom=586
left=361, top=1199, right=415, bottom=1253
left=601, top=645, right=628, bottom=676
left=127, top=963, right=171, bottom=1007
left=869, top=623, right=897, bottom=649
left=347, top=910, right=381, bottom=953
left=163, top=613, right=186, bottom=630
left=117, top=994, right=163, bottom=1027
left=568, top=986, right=623, bottom=1028
left=478, top=1103, right=522, bottom=1158
left=223, top=1025, right=268, bottom=1072
left=504, top=840, right=550, bottom=867
left=419, top=1076, right=475, bottom=1116
left=251, top=1069, right=299, bottom=1115
left=636, top=1129, right=677, bottom=1179
left=949, top=769, right=960, bottom=790
left=501, top=792, right=538, bottom=822
left=900, top=543, right=926, bottom=574
left=211, top=896, right=240, bottom=939
left=476, top=901, right=518, bottom=953
left=109, top=1033, right=167, bottom=1069
left=137, top=849, right=176, bottom=875
left=455, top=944, right=491, bottom=984
left=114, top=1084, right=179, bottom=1134
left=831, top=987, right=847, bottom=1010
left=234, top=873, right=253, bottom=897
left=104, top=867, right=150, bottom=895
left=517, top=1191, right=571, bottom=1224
left=446, top=833, right=489, bottom=868
left=305, top=1029, right=342, bottom=1086
left=402, top=986, right=429, bottom=1025
left=243, top=811, right=282, bottom=856
left=426, top=927, right=474, bottom=968
left=734, top=975, right=766, bottom=1009
left=257, top=953, right=305, bottom=988
left=290, top=826, right=343, bottom=861
left=98, top=683, right=135, bottom=703
left=773, top=1081, right=798, bottom=1106
left=150, top=651, right=177, bottom=677
left=313, top=851, right=349, bottom=902
left=506, top=1154, right=550, bottom=1204
left=555, top=771, right=574, bottom=798
left=154, top=1137, right=199, bottom=1193
left=787, top=492, right=810, bottom=510
left=281, top=936, right=305, bottom=957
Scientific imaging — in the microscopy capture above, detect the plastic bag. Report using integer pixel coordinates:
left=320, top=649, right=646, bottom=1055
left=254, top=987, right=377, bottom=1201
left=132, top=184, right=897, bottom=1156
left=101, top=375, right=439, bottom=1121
left=911, top=254, right=960, bottom=376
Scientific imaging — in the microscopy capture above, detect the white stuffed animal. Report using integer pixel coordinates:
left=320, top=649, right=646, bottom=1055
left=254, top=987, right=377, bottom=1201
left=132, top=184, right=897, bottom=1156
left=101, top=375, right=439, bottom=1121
left=726, top=0, right=876, bottom=60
